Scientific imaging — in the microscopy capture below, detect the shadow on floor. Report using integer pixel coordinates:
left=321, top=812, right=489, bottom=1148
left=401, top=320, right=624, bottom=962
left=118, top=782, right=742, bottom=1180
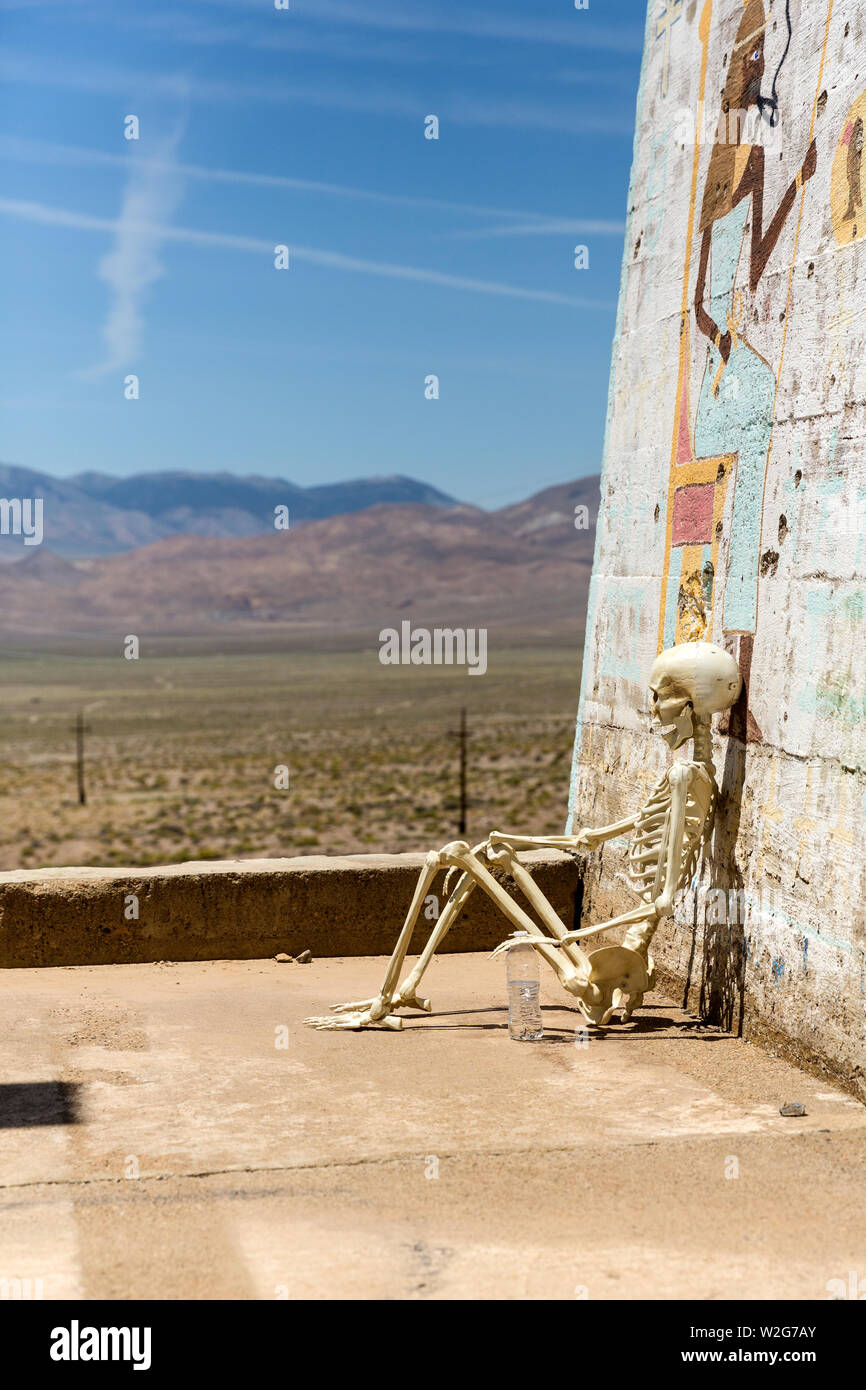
left=403, top=1006, right=727, bottom=1042
left=0, top=1081, right=82, bottom=1128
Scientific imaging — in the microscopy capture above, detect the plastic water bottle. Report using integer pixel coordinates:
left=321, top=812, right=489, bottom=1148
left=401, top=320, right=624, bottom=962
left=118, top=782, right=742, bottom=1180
left=506, top=936, right=543, bottom=1040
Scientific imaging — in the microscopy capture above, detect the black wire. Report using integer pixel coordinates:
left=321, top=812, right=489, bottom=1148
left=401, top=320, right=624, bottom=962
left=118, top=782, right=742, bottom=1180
left=758, top=0, right=793, bottom=128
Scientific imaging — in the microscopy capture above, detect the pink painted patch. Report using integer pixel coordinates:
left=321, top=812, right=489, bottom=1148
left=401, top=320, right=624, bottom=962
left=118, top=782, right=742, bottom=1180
left=676, top=382, right=693, bottom=463
left=672, top=482, right=715, bottom=546
left=842, top=120, right=854, bottom=146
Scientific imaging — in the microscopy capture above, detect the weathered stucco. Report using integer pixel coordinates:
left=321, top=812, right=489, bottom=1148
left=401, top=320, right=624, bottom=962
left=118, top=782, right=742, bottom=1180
left=568, top=0, right=865, bottom=1095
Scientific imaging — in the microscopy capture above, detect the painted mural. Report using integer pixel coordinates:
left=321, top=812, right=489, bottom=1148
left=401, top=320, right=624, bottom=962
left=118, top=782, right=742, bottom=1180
left=831, top=89, right=866, bottom=247
left=656, top=0, right=830, bottom=730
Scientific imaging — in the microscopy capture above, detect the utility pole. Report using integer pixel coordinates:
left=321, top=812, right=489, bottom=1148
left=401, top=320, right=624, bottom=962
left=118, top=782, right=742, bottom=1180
left=448, top=707, right=469, bottom=836
left=73, top=710, right=89, bottom=805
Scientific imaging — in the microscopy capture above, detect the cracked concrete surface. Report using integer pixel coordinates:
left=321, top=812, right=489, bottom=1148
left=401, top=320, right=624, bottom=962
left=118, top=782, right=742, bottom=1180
left=1, top=954, right=864, bottom=1299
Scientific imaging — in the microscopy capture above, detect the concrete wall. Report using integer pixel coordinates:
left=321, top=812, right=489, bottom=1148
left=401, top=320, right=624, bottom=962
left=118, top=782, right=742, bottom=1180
left=0, top=851, right=581, bottom=969
left=568, top=0, right=866, bottom=1096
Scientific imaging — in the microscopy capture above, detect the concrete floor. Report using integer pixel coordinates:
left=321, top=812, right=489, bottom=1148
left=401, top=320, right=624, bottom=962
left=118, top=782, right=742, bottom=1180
left=1, top=953, right=864, bottom=1300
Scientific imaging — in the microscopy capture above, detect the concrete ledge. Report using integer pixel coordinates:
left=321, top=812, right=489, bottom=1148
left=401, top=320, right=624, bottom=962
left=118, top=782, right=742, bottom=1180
left=0, top=850, right=583, bottom=969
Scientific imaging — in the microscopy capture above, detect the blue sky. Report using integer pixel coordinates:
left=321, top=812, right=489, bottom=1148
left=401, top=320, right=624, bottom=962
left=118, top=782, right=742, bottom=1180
left=0, top=0, right=646, bottom=507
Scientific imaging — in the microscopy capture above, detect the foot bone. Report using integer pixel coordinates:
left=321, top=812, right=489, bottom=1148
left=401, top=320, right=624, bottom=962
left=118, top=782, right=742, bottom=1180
left=329, top=990, right=431, bottom=1015
left=304, top=1006, right=404, bottom=1031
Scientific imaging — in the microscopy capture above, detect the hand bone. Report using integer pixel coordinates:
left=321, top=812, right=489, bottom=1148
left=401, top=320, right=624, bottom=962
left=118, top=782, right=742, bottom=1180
left=489, top=931, right=549, bottom=962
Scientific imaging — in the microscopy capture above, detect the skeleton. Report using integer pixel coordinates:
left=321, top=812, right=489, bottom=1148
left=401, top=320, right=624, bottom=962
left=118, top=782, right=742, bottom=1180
left=305, top=641, right=742, bottom=1032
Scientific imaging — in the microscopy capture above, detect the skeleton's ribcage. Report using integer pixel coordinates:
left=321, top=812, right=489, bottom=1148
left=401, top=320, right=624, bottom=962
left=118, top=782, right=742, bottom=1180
left=626, top=766, right=714, bottom=902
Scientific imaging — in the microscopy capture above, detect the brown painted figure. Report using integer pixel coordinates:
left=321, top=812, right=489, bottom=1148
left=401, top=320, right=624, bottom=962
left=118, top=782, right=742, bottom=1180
left=689, top=0, right=816, bottom=716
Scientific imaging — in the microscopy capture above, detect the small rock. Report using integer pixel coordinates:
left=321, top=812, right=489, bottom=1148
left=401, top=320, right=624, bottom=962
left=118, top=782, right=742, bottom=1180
left=274, top=953, right=293, bottom=964
left=296, top=949, right=312, bottom=964
left=780, top=1101, right=806, bottom=1117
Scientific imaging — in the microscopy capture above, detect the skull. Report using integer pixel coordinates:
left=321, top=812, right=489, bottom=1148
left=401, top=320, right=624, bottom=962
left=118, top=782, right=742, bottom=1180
left=649, top=641, right=743, bottom=750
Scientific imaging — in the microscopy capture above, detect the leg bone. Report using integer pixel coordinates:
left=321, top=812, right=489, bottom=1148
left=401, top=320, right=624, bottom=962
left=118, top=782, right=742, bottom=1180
left=304, top=848, right=444, bottom=1030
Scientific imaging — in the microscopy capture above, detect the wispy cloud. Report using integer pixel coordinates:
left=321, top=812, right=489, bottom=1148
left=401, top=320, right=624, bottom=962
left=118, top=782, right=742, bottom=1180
left=91, top=8, right=434, bottom=68
left=0, top=48, right=634, bottom=137
left=83, top=129, right=186, bottom=377
left=191, top=0, right=644, bottom=54
left=93, top=0, right=643, bottom=65
left=447, top=218, right=626, bottom=240
left=0, top=1, right=643, bottom=58
left=0, top=196, right=613, bottom=311
left=0, top=134, right=559, bottom=225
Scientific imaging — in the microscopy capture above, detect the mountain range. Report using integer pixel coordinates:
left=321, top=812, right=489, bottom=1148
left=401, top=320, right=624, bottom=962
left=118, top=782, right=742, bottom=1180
left=0, top=464, right=456, bottom=558
left=0, top=467, right=599, bottom=641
